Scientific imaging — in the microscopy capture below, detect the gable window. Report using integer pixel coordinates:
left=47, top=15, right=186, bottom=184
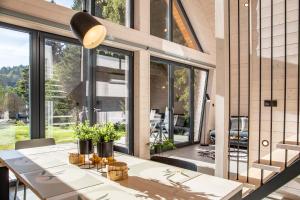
left=150, top=0, right=202, bottom=51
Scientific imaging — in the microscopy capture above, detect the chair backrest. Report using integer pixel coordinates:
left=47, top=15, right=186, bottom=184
left=15, top=138, right=56, bottom=150
left=150, top=109, right=156, bottom=121
left=150, top=156, right=198, bottom=172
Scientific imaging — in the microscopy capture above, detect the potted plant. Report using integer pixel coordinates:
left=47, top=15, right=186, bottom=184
left=150, top=139, right=176, bottom=154
left=74, top=122, right=94, bottom=154
left=94, top=122, right=124, bottom=157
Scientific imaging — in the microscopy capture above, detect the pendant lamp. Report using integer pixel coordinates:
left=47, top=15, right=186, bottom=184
left=70, top=1, right=106, bottom=49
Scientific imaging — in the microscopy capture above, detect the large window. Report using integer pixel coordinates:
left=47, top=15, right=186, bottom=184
left=0, top=27, right=30, bottom=150
left=0, top=24, right=134, bottom=154
left=150, top=57, right=208, bottom=148
left=94, top=47, right=133, bottom=152
left=95, top=0, right=133, bottom=27
left=44, top=37, right=83, bottom=144
left=150, top=0, right=169, bottom=40
left=150, top=0, right=202, bottom=51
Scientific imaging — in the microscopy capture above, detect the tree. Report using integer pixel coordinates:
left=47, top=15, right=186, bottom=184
left=14, top=67, right=29, bottom=104
left=174, top=68, right=189, bottom=120
left=0, top=83, right=6, bottom=113
left=95, top=0, right=126, bottom=25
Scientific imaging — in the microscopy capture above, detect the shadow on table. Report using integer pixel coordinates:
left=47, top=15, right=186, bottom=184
left=118, top=175, right=219, bottom=200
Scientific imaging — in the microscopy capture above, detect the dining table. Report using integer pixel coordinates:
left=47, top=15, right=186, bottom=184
left=0, top=143, right=243, bottom=200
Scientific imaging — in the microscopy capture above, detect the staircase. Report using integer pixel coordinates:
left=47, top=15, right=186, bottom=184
left=233, top=139, right=300, bottom=199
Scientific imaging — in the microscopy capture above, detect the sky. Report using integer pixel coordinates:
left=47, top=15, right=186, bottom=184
left=0, top=1, right=74, bottom=68
left=47, top=0, right=74, bottom=8
left=0, top=28, right=30, bottom=68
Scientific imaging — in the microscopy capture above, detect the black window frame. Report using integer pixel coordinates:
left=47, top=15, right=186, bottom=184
left=0, top=22, right=134, bottom=155
left=150, top=56, right=209, bottom=147
left=91, top=45, right=134, bottom=155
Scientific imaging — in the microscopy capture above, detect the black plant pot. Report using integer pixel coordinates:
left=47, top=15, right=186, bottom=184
left=97, top=141, right=113, bottom=157
left=78, top=139, right=94, bottom=154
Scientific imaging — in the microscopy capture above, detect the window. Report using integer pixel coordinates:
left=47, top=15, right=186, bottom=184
left=95, top=0, right=133, bottom=27
left=173, top=65, right=191, bottom=143
left=44, top=37, right=83, bottom=144
left=0, top=27, right=30, bottom=150
left=150, top=57, right=208, bottom=149
left=172, top=0, right=201, bottom=50
left=47, top=0, right=82, bottom=10
left=150, top=0, right=169, bottom=40
left=150, top=0, right=202, bottom=51
left=94, top=46, right=133, bottom=153
left=194, top=69, right=208, bottom=142
left=150, top=61, right=169, bottom=143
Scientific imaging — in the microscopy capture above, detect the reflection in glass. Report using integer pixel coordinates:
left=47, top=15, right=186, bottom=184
left=0, top=28, right=30, bottom=150
left=95, top=0, right=131, bottom=27
left=45, top=39, right=83, bottom=143
left=95, top=48, right=130, bottom=148
left=173, top=66, right=190, bottom=143
left=150, top=61, right=169, bottom=144
left=150, top=0, right=169, bottom=40
left=172, top=0, right=200, bottom=50
left=194, top=69, right=207, bottom=142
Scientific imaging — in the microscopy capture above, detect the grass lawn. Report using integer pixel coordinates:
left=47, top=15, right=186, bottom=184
left=0, top=123, right=75, bottom=150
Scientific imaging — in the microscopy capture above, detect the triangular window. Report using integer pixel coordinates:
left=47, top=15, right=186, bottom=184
left=172, top=0, right=202, bottom=51
left=150, top=0, right=202, bottom=51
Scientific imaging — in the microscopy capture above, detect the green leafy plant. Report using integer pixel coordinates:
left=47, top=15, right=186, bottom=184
left=15, top=120, right=26, bottom=126
left=94, top=122, right=124, bottom=143
left=151, top=139, right=176, bottom=153
left=73, top=121, right=94, bottom=141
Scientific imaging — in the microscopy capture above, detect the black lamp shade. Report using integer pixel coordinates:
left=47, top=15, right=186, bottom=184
left=70, top=12, right=107, bottom=49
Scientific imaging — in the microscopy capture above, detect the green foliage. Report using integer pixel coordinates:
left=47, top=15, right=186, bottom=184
left=15, top=120, right=26, bottom=126
left=14, top=67, right=29, bottom=104
left=73, top=121, right=94, bottom=141
left=94, top=122, right=124, bottom=143
left=174, top=68, right=189, bottom=119
left=95, top=0, right=126, bottom=25
left=151, top=139, right=176, bottom=152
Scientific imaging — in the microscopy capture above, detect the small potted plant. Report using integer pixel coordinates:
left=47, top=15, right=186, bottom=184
left=74, top=122, right=94, bottom=154
left=94, top=122, right=123, bottom=157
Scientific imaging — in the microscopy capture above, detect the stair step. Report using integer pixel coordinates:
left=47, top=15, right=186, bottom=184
left=242, top=182, right=256, bottom=198
left=252, top=160, right=283, bottom=173
left=242, top=187, right=252, bottom=198
left=230, top=167, right=276, bottom=186
left=277, top=141, right=300, bottom=151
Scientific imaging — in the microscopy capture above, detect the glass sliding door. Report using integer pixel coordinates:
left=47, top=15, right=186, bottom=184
left=0, top=27, right=30, bottom=150
left=194, top=69, right=208, bottom=142
left=150, top=60, right=170, bottom=143
left=173, top=65, right=191, bottom=144
left=149, top=57, right=208, bottom=150
left=94, top=46, right=133, bottom=153
left=44, top=36, right=84, bottom=144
